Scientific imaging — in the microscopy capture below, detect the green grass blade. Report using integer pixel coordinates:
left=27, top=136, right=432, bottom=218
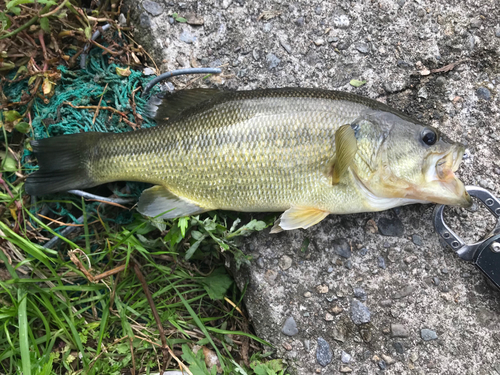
left=61, top=311, right=89, bottom=370
left=172, top=284, right=226, bottom=371
left=18, top=288, right=31, bottom=375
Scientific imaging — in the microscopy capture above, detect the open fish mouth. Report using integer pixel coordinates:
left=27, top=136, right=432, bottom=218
left=422, top=145, right=472, bottom=207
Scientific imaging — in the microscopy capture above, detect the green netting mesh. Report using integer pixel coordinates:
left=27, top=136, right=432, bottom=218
left=3, top=46, right=160, bottom=230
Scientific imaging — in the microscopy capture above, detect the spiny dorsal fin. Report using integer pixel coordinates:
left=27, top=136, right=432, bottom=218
left=270, top=206, right=330, bottom=233
left=330, top=124, right=358, bottom=185
left=137, top=185, right=207, bottom=219
left=146, top=88, right=222, bottom=121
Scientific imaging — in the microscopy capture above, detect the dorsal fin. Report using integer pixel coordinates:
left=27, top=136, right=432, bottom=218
left=330, top=124, right=358, bottom=185
left=146, top=88, right=222, bottom=121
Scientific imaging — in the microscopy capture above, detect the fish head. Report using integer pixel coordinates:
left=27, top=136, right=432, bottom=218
left=354, top=111, right=471, bottom=208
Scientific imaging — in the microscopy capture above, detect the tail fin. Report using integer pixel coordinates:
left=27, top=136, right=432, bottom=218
left=25, top=133, right=103, bottom=196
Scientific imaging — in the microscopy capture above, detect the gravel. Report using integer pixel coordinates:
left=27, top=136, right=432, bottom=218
left=421, top=328, right=439, bottom=341
left=143, top=0, right=163, bottom=16
left=341, top=351, right=352, bottom=363
left=350, top=299, right=371, bottom=325
left=282, top=316, right=299, bottom=336
left=391, top=323, right=410, bottom=337
left=378, top=217, right=404, bottom=237
left=477, top=87, right=492, bottom=100
left=316, top=337, right=332, bottom=367
left=332, top=238, right=351, bottom=258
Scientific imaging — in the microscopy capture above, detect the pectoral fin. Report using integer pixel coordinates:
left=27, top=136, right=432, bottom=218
left=270, top=206, right=330, bottom=233
left=137, top=185, right=207, bottom=219
left=330, top=124, right=358, bottom=185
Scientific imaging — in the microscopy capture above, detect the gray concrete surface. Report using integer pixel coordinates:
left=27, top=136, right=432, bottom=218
left=124, top=0, right=500, bottom=373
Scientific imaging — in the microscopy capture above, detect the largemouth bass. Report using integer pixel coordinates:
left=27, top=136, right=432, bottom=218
left=25, top=88, right=471, bottom=232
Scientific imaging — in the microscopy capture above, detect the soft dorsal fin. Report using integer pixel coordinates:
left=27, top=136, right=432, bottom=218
left=137, top=185, right=207, bottom=219
left=330, top=124, right=358, bottom=185
left=146, top=88, right=222, bottom=121
left=270, top=206, right=330, bottom=233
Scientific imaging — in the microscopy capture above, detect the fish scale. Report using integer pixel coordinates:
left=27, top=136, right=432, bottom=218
left=88, top=89, right=373, bottom=212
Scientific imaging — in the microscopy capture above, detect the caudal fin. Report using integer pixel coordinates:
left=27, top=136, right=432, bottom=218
left=25, top=133, right=102, bottom=196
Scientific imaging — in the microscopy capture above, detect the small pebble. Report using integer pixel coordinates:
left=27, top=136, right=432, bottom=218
left=378, top=360, right=387, bottom=370
left=304, top=291, right=312, bottom=298
left=353, top=287, right=367, bottom=301
left=412, top=234, right=423, bottom=246
left=118, top=13, right=127, bottom=26
left=304, top=339, right=310, bottom=351
left=341, top=351, right=352, bottom=363
left=317, top=285, right=329, bottom=294
left=332, top=238, right=352, bottom=258
left=393, top=342, right=404, bottom=354
left=356, top=43, right=370, bottom=54
left=477, top=87, right=491, bottom=100
left=378, top=217, right=404, bottom=237
left=345, top=260, right=353, bottom=270
left=140, top=13, right=152, bottom=28
left=143, top=0, right=164, bottom=16
left=279, top=255, right=293, bottom=270
left=333, top=14, right=350, bottom=29
left=350, top=299, right=371, bottom=325
left=179, top=30, right=196, bottom=44
left=280, top=40, right=292, bottom=54
left=382, top=354, right=395, bottom=365
left=496, top=27, right=500, bottom=38
left=331, top=305, right=343, bottom=315
left=266, top=53, right=280, bottom=69
left=393, top=285, right=416, bottom=299
left=433, top=277, right=440, bottom=286
left=470, top=17, right=482, bottom=28
left=262, top=23, right=273, bottom=33
left=325, top=313, right=334, bottom=321
left=359, top=248, right=368, bottom=256
left=282, top=342, right=293, bottom=351
left=391, top=323, right=409, bottom=337
left=314, top=39, right=325, bottom=46
left=327, top=266, right=334, bottom=273
left=282, top=316, right=299, bottom=336
left=410, top=352, right=419, bottom=362
left=378, top=256, right=386, bottom=269
left=339, top=366, right=352, bottom=373
left=256, top=257, right=265, bottom=269
left=421, top=328, right=438, bottom=341
left=295, top=17, right=305, bottom=26
left=316, top=337, right=333, bottom=367
left=380, top=299, right=392, bottom=307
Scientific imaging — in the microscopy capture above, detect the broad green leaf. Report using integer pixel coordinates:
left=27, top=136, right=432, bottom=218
left=185, top=234, right=206, bottom=260
left=14, top=121, right=30, bottom=134
left=3, top=110, right=22, bottom=122
left=349, top=79, right=367, bottom=87
left=0, top=12, right=12, bottom=32
left=181, top=345, right=208, bottom=375
left=9, top=6, right=21, bottom=15
left=176, top=16, right=187, bottom=23
left=6, top=0, right=33, bottom=9
left=38, top=0, right=57, bottom=5
left=199, top=267, right=233, bottom=300
left=39, top=17, right=50, bottom=33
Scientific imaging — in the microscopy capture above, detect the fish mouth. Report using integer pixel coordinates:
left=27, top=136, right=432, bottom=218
left=421, top=145, right=472, bottom=207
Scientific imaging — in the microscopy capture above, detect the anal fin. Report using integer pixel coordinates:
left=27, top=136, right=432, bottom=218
left=137, top=185, right=207, bottom=219
left=270, top=206, right=329, bottom=233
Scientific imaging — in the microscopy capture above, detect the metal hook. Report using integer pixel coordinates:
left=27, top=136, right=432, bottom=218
left=433, top=186, right=500, bottom=261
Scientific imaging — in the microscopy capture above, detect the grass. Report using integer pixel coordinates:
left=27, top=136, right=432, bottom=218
left=0, top=171, right=287, bottom=374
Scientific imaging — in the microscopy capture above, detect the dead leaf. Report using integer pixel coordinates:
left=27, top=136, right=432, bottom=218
left=42, top=78, right=53, bottom=95
left=116, top=66, right=131, bottom=77
left=430, top=60, right=465, bottom=74
left=258, top=10, right=282, bottom=21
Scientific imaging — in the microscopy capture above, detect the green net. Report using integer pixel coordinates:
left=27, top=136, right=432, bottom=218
left=3, top=46, right=160, bottom=231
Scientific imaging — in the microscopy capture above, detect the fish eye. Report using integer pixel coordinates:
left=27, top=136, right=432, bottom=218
left=421, top=128, right=438, bottom=146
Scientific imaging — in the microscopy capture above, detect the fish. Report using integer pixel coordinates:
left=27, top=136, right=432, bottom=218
left=25, top=87, right=472, bottom=232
